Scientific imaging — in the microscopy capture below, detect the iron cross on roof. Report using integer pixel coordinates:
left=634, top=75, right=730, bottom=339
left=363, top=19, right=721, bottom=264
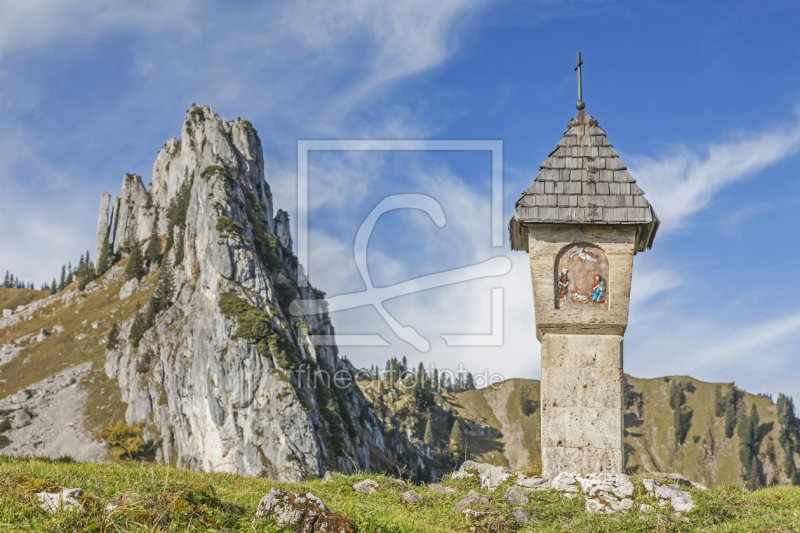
left=574, top=52, right=585, bottom=110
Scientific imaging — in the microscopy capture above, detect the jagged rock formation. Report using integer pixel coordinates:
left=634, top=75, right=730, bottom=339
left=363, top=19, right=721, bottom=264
left=95, top=105, right=401, bottom=481
left=94, top=192, right=111, bottom=263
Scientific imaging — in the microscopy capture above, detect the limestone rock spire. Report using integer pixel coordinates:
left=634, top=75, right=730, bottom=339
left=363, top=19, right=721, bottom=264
left=94, top=192, right=111, bottom=263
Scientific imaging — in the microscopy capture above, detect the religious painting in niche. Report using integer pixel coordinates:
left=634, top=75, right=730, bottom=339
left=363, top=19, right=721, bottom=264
left=554, top=243, right=609, bottom=310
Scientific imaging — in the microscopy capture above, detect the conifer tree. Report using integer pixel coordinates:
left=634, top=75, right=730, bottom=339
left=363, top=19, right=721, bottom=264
left=97, top=236, right=111, bottom=275
left=129, top=303, right=148, bottom=349
left=59, top=265, right=67, bottom=292
left=725, top=383, right=738, bottom=439
left=146, top=211, right=161, bottom=264
left=465, top=373, right=475, bottom=391
left=424, top=418, right=434, bottom=446
left=433, top=368, right=439, bottom=389
left=450, top=419, right=465, bottom=463
left=174, top=227, right=185, bottom=266
left=107, top=323, right=120, bottom=349
left=50, top=278, right=57, bottom=295
left=125, top=240, right=145, bottom=281
left=714, top=384, right=726, bottom=417
left=150, top=260, right=175, bottom=316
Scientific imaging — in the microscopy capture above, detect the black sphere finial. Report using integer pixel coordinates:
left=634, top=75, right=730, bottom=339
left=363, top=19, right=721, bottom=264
left=576, top=101, right=585, bottom=110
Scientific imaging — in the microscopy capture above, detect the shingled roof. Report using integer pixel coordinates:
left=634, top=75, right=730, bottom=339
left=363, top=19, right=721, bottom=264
left=509, top=110, right=659, bottom=253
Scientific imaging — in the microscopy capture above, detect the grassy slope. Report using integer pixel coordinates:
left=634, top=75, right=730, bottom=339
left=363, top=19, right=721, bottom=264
left=623, top=375, right=791, bottom=488
left=454, top=380, right=541, bottom=468
left=451, top=377, right=797, bottom=488
left=0, top=261, right=157, bottom=435
left=0, top=288, right=50, bottom=313
left=1, top=455, right=799, bottom=532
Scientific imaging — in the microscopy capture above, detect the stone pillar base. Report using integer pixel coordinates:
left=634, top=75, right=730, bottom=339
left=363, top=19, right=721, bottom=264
left=541, top=334, right=623, bottom=479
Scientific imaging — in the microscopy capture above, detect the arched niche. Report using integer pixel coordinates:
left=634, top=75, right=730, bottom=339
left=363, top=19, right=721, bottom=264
left=554, top=242, right=609, bottom=310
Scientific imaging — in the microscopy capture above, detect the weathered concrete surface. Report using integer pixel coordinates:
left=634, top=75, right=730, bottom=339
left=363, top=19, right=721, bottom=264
left=526, top=226, right=635, bottom=479
left=541, top=333, right=623, bottom=477
left=527, top=226, right=637, bottom=341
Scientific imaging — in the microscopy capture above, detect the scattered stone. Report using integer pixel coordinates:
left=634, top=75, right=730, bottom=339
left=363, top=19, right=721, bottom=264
left=577, top=473, right=635, bottom=500
left=36, top=329, right=51, bottom=342
left=428, top=484, right=455, bottom=494
left=3, top=309, right=12, bottom=318
left=657, top=514, right=676, bottom=524
left=453, top=489, right=490, bottom=511
left=52, top=325, right=64, bottom=334
left=105, top=492, right=135, bottom=512
left=638, top=503, right=652, bottom=512
left=37, top=488, right=84, bottom=513
left=460, top=508, right=492, bottom=519
left=511, top=506, right=537, bottom=525
left=254, top=488, right=356, bottom=533
left=119, top=278, right=139, bottom=300
left=551, top=472, right=579, bottom=493
left=516, top=472, right=547, bottom=488
left=74, top=333, right=87, bottom=341
left=353, top=479, right=379, bottom=495
left=84, top=281, right=100, bottom=293
left=91, top=320, right=105, bottom=329
left=504, top=485, right=529, bottom=505
left=322, top=471, right=339, bottom=483
left=551, top=472, right=635, bottom=515
left=652, top=472, right=707, bottom=490
left=585, top=498, right=612, bottom=515
left=402, top=489, right=422, bottom=504
left=643, top=479, right=695, bottom=513
left=455, top=460, right=513, bottom=491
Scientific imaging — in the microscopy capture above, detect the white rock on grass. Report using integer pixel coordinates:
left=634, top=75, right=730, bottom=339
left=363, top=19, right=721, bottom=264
left=504, top=486, right=530, bottom=505
left=516, top=471, right=547, bottom=488
left=353, top=479, right=379, bottom=495
left=429, top=484, right=455, bottom=494
left=453, top=489, right=490, bottom=511
left=37, top=488, right=84, bottom=513
left=2, top=309, right=12, bottom=318
left=644, top=479, right=695, bottom=513
left=403, top=490, right=423, bottom=504
left=552, top=473, right=635, bottom=515
left=551, top=472, right=580, bottom=493
left=36, top=329, right=51, bottom=342
left=511, top=507, right=537, bottom=525
left=119, top=278, right=139, bottom=300
left=454, top=460, right=513, bottom=491
left=254, top=488, right=356, bottom=532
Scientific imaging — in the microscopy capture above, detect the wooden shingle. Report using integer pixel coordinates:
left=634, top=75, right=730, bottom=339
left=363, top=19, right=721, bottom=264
left=509, top=110, right=659, bottom=253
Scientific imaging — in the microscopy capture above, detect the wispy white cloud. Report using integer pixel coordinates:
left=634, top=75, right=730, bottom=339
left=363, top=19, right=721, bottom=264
left=630, top=266, right=682, bottom=305
left=0, top=0, right=489, bottom=283
left=695, top=310, right=800, bottom=366
left=629, top=111, right=800, bottom=232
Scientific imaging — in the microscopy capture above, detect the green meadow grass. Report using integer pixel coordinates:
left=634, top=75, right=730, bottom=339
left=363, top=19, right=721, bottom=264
left=0, top=455, right=798, bottom=532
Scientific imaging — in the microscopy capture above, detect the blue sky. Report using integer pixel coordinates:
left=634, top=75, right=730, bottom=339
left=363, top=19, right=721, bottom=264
left=1, top=1, right=799, bottom=400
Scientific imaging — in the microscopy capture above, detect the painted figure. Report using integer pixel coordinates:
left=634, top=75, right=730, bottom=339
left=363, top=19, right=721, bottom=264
left=591, top=274, right=606, bottom=303
left=558, top=268, right=569, bottom=303
left=570, top=247, right=597, bottom=263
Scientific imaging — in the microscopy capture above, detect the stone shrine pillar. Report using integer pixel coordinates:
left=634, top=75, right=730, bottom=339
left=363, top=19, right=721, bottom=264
left=509, top=110, right=659, bottom=478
